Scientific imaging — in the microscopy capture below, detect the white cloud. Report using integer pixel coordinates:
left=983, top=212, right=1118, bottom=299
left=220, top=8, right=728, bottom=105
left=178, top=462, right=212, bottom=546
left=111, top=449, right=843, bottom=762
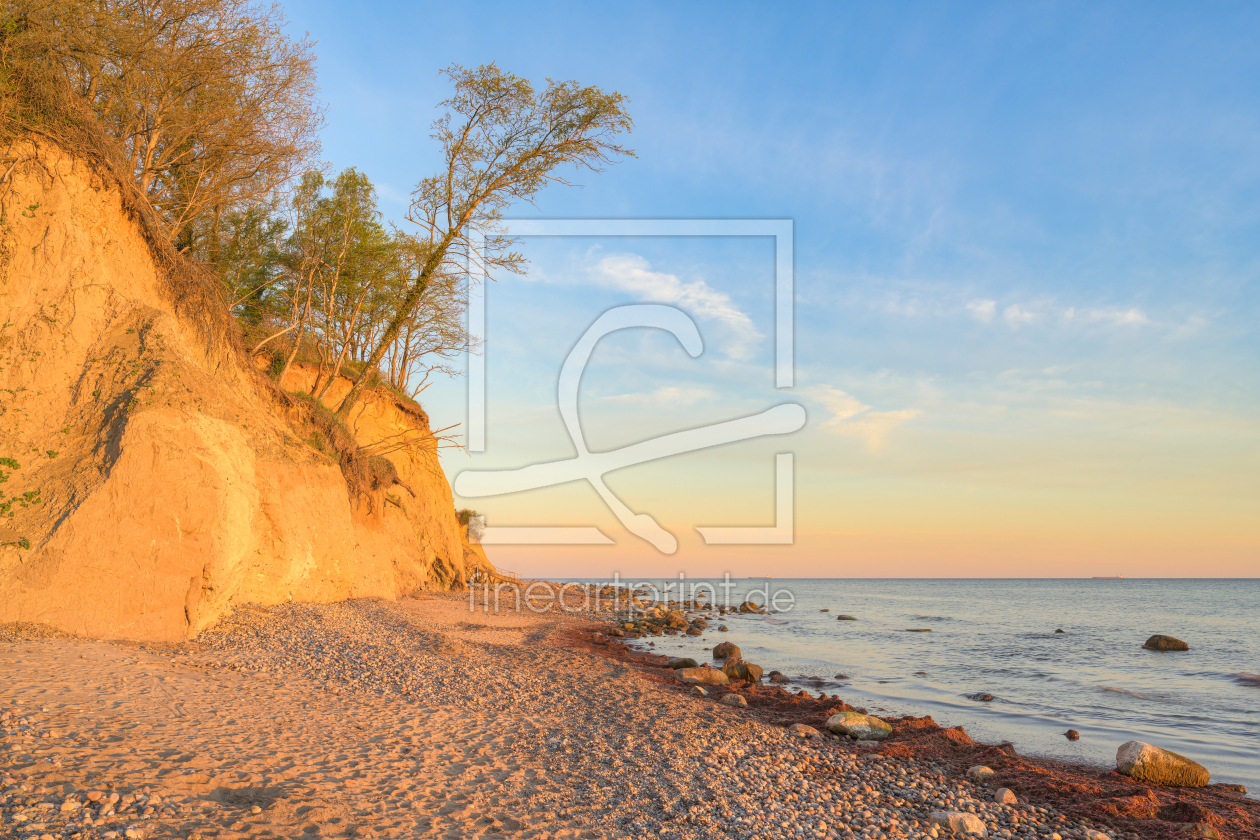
left=603, top=386, right=715, bottom=406
left=1003, top=304, right=1037, bottom=326
left=1088, top=308, right=1149, bottom=326
left=807, top=386, right=920, bottom=453
left=591, top=254, right=763, bottom=359
left=966, top=299, right=996, bottom=322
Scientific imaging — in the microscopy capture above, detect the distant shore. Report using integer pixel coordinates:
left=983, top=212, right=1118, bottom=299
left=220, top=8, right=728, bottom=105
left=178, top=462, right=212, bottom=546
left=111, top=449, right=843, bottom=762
left=0, top=592, right=1255, bottom=840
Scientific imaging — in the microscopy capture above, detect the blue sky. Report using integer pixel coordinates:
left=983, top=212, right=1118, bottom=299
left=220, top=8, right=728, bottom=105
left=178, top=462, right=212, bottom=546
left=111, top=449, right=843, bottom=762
left=287, top=1, right=1259, bottom=576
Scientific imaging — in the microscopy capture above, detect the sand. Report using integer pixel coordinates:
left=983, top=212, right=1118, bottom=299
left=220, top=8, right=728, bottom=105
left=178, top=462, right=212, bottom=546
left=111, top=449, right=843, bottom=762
left=1, top=594, right=1255, bottom=840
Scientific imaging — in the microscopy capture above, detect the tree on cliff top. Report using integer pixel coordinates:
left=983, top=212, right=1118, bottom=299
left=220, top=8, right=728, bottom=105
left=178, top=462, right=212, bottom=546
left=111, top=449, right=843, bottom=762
left=11, top=0, right=323, bottom=250
left=333, top=63, right=634, bottom=417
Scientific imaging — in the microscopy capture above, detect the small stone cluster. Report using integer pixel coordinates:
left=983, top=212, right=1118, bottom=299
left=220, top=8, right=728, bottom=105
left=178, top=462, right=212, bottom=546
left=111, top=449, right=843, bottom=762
left=1, top=707, right=178, bottom=840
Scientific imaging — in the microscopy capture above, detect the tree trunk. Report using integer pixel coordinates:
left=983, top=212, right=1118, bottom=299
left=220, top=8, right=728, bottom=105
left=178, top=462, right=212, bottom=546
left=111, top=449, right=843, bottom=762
left=334, top=230, right=456, bottom=417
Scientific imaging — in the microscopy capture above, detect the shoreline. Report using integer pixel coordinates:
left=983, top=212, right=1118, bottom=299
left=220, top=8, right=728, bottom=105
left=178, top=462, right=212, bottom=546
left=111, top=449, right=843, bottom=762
left=0, top=593, right=1255, bottom=840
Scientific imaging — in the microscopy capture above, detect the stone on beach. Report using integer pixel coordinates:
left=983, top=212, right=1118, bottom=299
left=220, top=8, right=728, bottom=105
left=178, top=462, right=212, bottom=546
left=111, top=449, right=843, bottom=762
left=721, top=660, right=763, bottom=683
left=930, top=810, right=988, bottom=836
left=994, top=787, right=1017, bottom=804
left=720, top=693, right=748, bottom=708
left=824, top=711, right=892, bottom=741
left=788, top=723, right=820, bottom=738
left=712, top=641, right=741, bottom=660
left=1116, top=740, right=1210, bottom=787
left=674, top=666, right=729, bottom=686
left=967, top=765, right=995, bottom=781
left=666, top=657, right=699, bottom=669
left=1143, top=634, right=1190, bottom=651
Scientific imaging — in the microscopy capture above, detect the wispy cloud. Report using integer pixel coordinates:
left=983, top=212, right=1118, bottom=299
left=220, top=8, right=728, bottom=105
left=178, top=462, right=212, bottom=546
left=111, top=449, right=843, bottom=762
left=966, top=299, right=996, bottom=322
left=603, top=386, right=715, bottom=405
left=591, top=254, right=763, bottom=359
left=1003, top=304, right=1037, bottom=326
left=807, top=386, right=921, bottom=452
left=1087, top=308, right=1150, bottom=326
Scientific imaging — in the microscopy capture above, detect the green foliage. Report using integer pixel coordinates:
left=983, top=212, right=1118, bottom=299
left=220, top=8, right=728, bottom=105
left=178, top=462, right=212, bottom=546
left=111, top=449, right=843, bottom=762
left=334, top=63, right=634, bottom=417
left=456, top=508, right=480, bottom=526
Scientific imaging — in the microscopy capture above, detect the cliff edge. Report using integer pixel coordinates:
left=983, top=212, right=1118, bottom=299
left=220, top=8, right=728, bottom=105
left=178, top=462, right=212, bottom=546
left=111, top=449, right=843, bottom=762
left=0, top=140, right=493, bottom=641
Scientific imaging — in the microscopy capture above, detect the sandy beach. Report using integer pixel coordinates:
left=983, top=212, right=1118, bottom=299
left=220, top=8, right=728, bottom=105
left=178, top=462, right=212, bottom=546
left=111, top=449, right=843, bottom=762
left=2, top=594, right=1257, bottom=840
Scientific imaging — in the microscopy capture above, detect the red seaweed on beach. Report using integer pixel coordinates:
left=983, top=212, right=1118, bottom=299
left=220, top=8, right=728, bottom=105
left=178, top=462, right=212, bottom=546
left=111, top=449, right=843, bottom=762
left=570, top=623, right=1260, bottom=840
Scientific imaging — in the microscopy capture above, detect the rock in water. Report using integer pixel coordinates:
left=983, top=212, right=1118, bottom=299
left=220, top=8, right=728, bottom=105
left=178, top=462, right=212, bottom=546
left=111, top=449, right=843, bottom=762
left=712, top=641, right=741, bottom=660
left=1143, top=634, right=1190, bottom=651
left=1116, top=740, right=1210, bottom=787
left=1065, top=729, right=1080, bottom=741
left=930, top=811, right=988, bottom=836
left=666, top=657, right=699, bottom=670
left=836, top=614, right=857, bottom=620
left=674, top=667, right=730, bottom=686
left=824, top=711, right=893, bottom=741
left=1055, top=628, right=1065, bottom=633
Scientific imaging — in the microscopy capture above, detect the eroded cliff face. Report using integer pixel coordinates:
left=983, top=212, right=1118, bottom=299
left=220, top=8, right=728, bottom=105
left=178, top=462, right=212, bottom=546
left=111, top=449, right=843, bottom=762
left=0, top=141, right=493, bottom=641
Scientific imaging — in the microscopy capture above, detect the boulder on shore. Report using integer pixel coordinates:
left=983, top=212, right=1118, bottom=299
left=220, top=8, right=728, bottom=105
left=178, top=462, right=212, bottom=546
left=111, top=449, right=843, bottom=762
left=722, top=660, right=764, bottom=683
left=930, top=811, right=987, bottom=837
left=789, top=723, right=820, bottom=738
left=824, top=712, right=892, bottom=741
left=666, top=657, right=699, bottom=670
left=1143, top=634, right=1190, bottom=651
left=712, top=641, right=741, bottom=660
left=720, top=693, right=748, bottom=708
left=674, top=667, right=730, bottom=686
left=966, top=765, right=995, bottom=782
left=1116, top=740, right=1209, bottom=787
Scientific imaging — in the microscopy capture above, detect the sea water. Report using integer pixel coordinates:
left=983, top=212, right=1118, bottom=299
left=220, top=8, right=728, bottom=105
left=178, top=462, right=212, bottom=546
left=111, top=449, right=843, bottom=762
left=597, top=578, right=1259, bottom=796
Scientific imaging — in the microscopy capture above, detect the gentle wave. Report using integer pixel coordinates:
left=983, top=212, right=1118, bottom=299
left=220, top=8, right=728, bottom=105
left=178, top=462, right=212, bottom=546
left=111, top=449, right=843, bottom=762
left=1099, top=686, right=1150, bottom=700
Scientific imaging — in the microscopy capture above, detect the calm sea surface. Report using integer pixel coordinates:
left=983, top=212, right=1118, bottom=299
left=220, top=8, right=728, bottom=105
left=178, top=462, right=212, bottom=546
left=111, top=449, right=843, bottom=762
left=583, top=578, right=1259, bottom=796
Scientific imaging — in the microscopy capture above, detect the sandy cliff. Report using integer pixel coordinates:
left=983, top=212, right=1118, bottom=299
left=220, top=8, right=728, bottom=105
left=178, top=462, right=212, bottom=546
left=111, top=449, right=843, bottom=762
left=0, top=140, right=493, bottom=641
